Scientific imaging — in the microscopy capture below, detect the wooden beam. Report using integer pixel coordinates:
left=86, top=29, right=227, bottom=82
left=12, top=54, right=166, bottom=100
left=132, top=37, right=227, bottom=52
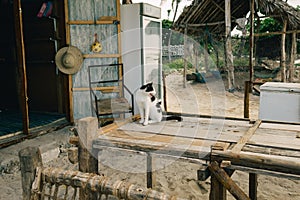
left=231, top=120, right=261, bottom=154
left=83, top=53, right=121, bottom=58
left=209, top=161, right=250, bottom=200
left=254, top=29, right=300, bottom=37
left=211, top=0, right=225, bottom=13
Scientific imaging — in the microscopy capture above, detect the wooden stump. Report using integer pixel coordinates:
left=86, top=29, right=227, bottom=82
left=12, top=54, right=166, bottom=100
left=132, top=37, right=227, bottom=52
left=19, top=146, right=43, bottom=200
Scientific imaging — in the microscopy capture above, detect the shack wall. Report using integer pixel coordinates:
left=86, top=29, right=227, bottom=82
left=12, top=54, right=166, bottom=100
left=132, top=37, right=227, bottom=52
left=67, top=0, right=120, bottom=119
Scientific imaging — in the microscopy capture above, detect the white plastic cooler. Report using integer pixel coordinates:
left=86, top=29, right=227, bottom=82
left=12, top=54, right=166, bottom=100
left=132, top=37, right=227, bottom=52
left=259, top=82, right=300, bottom=123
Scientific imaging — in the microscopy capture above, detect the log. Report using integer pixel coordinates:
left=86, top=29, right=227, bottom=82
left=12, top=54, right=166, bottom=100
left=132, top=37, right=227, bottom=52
left=19, top=147, right=43, bottom=200
left=212, top=150, right=300, bottom=176
left=209, top=161, right=250, bottom=200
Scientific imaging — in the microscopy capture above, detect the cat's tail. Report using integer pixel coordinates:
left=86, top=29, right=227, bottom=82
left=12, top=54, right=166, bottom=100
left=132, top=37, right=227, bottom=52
left=163, top=115, right=183, bottom=121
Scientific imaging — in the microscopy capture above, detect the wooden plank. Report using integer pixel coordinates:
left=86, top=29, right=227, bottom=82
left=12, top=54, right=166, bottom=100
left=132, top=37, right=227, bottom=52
left=68, top=20, right=94, bottom=24
left=231, top=120, right=261, bottom=153
left=96, top=16, right=118, bottom=24
left=72, top=86, right=120, bottom=93
left=249, top=132, right=300, bottom=151
left=208, top=161, right=250, bottom=200
left=94, top=133, right=213, bottom=160
left=83, top=54, right=120, bottom=58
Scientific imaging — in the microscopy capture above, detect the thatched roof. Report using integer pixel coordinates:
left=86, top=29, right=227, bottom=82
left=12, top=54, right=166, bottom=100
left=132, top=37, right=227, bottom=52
left=173, top=0, right=300, bottom=38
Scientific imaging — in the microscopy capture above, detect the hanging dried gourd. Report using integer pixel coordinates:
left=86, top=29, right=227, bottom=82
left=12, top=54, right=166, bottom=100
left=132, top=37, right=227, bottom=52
left=91, top=33, right=102, bottom=53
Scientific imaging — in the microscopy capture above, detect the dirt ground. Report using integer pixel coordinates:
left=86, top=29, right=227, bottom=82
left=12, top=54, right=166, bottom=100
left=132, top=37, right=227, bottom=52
left=0, top=72, right=299, bottom=200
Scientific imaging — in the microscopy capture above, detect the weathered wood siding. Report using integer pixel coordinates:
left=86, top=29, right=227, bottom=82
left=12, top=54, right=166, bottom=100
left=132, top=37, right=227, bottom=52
left=68, top=0, right=119, bottom=119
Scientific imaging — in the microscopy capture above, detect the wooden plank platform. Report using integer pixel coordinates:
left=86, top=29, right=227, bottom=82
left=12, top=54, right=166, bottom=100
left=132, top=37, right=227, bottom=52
left=93, top=115, right=300, bottom=177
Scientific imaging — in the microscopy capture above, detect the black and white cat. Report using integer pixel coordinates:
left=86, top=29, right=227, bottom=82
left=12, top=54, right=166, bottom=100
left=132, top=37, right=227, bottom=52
left=136, top=82, right=182, bottom=126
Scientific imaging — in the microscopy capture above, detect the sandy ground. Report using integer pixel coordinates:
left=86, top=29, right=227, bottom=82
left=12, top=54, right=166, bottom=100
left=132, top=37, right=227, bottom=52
left=0, top=73, right=299, bottom=200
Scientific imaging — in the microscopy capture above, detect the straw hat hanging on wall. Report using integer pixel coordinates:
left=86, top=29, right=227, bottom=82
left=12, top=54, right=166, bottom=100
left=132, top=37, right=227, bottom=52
left=55, top=46, right=83, bottom=75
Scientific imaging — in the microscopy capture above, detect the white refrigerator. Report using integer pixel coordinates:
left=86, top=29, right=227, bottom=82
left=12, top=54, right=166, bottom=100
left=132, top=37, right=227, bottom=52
left=121, top=3, right=162, bottom=114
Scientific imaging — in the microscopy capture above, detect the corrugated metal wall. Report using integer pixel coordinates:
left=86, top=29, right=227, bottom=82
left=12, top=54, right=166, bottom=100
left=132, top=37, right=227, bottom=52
left=68, top=0, right=119, bottom=119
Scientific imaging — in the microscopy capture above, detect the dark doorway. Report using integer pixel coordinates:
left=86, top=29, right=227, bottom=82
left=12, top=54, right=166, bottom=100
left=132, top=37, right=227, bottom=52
left=0, top=0, right=67, bottom=138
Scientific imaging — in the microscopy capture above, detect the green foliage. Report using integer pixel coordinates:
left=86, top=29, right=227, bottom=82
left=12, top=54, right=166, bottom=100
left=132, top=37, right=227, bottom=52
left=245, top=17, right=282, bottom=36
left=162, top=19, right=173, bottom=29
left=164, top=58, right=193, bottom=70
left=233, top=57, right=249, bottom=66
left=257, top=18, right=282, bottom=33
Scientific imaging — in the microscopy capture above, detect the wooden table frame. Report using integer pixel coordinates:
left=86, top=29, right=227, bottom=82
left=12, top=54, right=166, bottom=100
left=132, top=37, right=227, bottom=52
left=75, top=113, right=300, bottom=200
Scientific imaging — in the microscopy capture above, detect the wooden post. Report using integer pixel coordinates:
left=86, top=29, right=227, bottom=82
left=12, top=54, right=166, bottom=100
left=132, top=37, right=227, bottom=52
left=210, top=172, right=227, bottom=200
left=146, top=153, right=156, bottom=188
left=209, top=161, right=250, bottom=200
left=244, top=81, right=250, bottom=118
left=249, top=173, right=258, bottom=200
left=225, top=0, right=235, bottom=90
left=204, top=32, right=209, bottom=72
left=19, top=147, right=43, bottom=200
left=78, top=117, right=99, bottom=200
left=289, top=31, right=296, bottom=82
left=183, top=24, right=188, bottom=88
left=281, top=19, right=287, bottom=82
left=13, top=0, right=29, bottom=134
left=249, top=0, right=255, bottom=85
